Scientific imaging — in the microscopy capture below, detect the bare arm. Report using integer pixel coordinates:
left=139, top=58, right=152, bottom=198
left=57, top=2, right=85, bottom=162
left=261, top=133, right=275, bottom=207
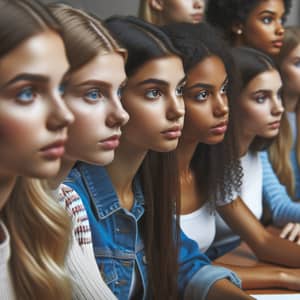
left=217, top=198, right=300, bottom=267
left=206, top=279, right=254, bottom=300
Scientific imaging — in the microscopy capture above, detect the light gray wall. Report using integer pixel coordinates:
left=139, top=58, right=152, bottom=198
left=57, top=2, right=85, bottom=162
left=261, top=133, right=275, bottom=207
left=41, top=0, right=299, bottom=24
left=41, top=0, right=140, bottom=18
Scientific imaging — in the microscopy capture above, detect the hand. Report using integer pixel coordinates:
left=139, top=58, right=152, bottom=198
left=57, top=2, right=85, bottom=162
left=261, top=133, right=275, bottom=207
left=280, top=223, right=300, bottom=245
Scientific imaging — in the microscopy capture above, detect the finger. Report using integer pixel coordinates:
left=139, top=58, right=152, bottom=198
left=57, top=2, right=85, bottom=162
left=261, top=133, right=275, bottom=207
left=280, top=223, right=294, bottom=238
left=289, top=223, right=300, bottom=242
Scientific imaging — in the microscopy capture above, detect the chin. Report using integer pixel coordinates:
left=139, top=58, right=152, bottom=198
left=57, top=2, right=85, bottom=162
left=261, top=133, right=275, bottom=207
left=29, top=162, right=61, bottom=178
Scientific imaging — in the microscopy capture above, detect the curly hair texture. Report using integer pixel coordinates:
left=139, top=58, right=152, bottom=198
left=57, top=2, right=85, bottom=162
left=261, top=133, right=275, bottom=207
left=206, top=0, right=292, bottom=40
left=0, top=0, right=72, bottom=299
left=162, top=22, right=243, bottom=207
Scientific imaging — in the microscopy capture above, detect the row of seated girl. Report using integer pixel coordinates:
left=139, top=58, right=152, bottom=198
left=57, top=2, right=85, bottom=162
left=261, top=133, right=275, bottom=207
left=2, top=0, right=300, bottom=299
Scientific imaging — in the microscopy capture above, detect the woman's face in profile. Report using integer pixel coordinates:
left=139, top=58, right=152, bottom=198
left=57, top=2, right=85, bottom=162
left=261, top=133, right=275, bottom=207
left=0, top=30, right=74, bottom=179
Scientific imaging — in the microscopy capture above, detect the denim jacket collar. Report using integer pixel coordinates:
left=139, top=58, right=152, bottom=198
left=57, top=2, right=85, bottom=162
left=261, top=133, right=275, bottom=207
left=77, top=162, right=144, bottom=220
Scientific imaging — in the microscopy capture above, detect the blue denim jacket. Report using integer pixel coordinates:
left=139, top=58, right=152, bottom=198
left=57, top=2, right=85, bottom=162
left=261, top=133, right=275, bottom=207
left=65, top=162, right=241, bottom=300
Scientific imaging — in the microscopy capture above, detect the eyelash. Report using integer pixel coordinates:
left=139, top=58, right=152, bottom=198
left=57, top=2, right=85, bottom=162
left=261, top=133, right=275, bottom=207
left=84, top=88, right=104, bottom=103
left=16, top=86, right=36, bottom=104
left=145, top=89, right=162, bottom=100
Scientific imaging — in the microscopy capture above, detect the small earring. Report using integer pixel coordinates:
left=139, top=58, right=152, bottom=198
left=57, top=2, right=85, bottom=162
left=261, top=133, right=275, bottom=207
left=236, top=29, right=243, bottom=35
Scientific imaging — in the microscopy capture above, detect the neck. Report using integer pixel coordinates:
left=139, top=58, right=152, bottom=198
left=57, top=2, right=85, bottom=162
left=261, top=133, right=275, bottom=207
left=283, top=90, right=300, bottom=112
left=48, top=157, right=76, bottom=190
left=177, top=137, right=198, bottom=177
left=237, top=129, right=253, bottom=157
left=106, top=142, right=147, bottom=209
left=0, top=175, right=17, bottom=212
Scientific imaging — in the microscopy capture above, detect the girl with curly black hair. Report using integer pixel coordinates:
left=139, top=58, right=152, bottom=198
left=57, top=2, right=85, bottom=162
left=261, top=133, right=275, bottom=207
left=206, top=0, right=292, bottom=56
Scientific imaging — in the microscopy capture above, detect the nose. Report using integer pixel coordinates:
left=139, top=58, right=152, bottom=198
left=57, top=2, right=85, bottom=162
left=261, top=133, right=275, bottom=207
left=106, top=95, right=129, bottom=128
left=271, top=97, right=284, bottom=116
left=47, top=95, right=74, bottom=131
left=193, top=0, right=204, bottom=9
left=213, top=94, right=229, bottom=117
left=275, top=21, right=284, bottom=36
left=166, top=94, right=185, bottom=121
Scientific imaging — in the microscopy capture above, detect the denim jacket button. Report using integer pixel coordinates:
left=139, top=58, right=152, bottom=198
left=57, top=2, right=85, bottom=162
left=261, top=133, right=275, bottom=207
left=116, top=227, right=120, bottom=232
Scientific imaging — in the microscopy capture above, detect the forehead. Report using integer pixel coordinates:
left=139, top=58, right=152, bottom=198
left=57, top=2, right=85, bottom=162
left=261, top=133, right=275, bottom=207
left=248, top=0, right=285, bottom=16
left=245, top=69, right=281, bottom=90
left=0, top=31, right=68, bottom=85
left=187, top=55, right=227, bottom=82
left=68, top=52, right=126, bottom=84
left=128, top=55, right=184, bottom=83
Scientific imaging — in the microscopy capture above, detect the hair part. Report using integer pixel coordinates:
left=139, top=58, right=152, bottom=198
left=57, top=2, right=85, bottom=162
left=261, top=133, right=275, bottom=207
left=49, top=3, right=127, bottom=73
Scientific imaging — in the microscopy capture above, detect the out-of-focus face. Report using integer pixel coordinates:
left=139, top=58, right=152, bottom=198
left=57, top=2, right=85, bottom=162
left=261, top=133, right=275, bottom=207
left=238, top=0, right=285, bottom=56
left=121, top=55, right=185, bottom=153
left=0, top=31, right=74, bottom=179
left=155, top=0, right=205, bottom=24
left=280, top=43, right=300, bottom=100
left=238, top=69, right=284, bottom=140
left=62, top=53, right=129, bottom=165
left=183, top=55, right=229, bottom=145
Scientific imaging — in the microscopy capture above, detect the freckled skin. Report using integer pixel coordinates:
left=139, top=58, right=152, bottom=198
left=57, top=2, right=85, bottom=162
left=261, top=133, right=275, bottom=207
left=0, top=31, right=73, bottom=178
left=63, top=53, right=129, bottom=165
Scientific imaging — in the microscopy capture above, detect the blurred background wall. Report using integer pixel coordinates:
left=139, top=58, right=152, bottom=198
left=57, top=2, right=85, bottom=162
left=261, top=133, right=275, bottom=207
left=41, top=0, right=300, bottom=25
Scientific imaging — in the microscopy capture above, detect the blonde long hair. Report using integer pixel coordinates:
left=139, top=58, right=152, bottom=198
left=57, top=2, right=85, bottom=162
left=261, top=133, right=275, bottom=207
left=3, top=178, right=71, bottom=300
left=268, top=26, right=300, bottom=200
left=0, top=0, right=72, bottom=298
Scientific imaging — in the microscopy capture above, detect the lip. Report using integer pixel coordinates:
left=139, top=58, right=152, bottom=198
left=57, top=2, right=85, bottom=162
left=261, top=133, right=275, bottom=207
left=40, top=139, right=66, bottom=159
left=99, top=134, right=121, bottom=150
left=191, top=13, right=203, bottom=23
left=272, top=40, right=283, bottom=48
left=210, top=121, right=228, bottom=135
left=161, top=125, right=182, bottom=139
left=268, top=120, right=281, bottom=129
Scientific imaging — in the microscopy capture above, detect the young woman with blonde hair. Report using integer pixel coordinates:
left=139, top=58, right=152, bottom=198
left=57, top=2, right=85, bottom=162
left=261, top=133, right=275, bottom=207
left=48, top=3, right=130, bottom=299
left=261, top=26, right=300, bottom=243
left=0, top=0, right=74, bottom=298
left=139, top=0, right=205, bottom=25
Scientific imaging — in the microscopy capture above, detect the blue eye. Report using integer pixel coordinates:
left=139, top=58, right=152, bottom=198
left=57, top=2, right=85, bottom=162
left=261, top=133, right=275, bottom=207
left=255, top=95, right=266, bottom=104
left=195, top=90, right=209, bottom=101
left=84, top=88, right=103, bottom=102
left=117, top=86, right=123, bottom=99
left=16, top=87, right=35, bottom=103
left=145, top=89, right=162, bottom=100
left=294, top=60, right=300, bottom=68
left=58, top=84, right=65, bottom=95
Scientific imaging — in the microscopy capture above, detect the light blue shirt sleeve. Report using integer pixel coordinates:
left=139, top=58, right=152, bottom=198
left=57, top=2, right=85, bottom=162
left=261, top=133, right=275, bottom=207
left=184, top=264, right=241, bottom=300
left=178, top=228, right=241, bottom=300
left=261, top=151, right=300, bottom=227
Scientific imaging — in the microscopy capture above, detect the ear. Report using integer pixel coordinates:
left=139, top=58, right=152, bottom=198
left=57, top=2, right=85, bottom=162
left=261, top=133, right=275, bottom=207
left=231, top=22, right=244, bottom=35
left=149, top=0, right=164, bottom=12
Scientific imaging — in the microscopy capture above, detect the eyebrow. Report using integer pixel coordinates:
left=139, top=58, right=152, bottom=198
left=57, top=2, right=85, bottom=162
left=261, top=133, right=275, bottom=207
left=0, top=73, right=49, bottom=90
left=185, top=76, right=228, bottom=91
left=72, top=78, right=128, bottom=89
left=137, top=76, right=186, bottom=87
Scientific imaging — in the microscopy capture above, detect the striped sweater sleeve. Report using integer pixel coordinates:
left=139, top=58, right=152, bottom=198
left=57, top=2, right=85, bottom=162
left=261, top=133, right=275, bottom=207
left=261, top=151, right=300, bottom=227
left=58, top=184, right=116, bottom=300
